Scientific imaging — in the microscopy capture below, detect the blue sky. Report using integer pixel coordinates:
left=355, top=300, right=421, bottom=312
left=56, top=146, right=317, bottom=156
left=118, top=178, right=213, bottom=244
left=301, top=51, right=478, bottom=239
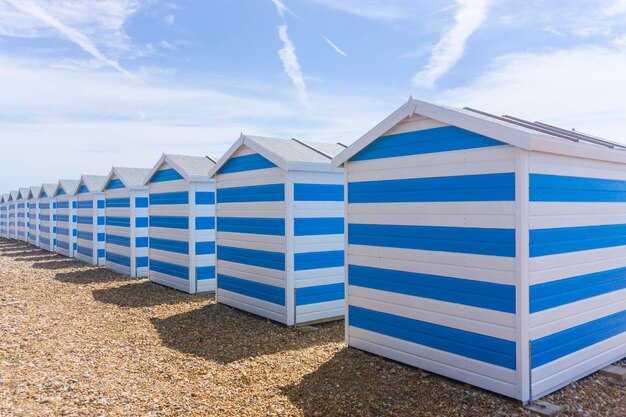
left=2, top=0, right=626, bottom=191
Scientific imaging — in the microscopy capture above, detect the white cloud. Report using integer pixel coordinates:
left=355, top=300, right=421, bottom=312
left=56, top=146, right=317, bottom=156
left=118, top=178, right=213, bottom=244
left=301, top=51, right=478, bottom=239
left=2, top=0, right=137, bottom=77
left=307, top=0, right=422, bottom=21
left=277, top=24, right=310, bottom=110
left=163, top=14, right=175, bottom=24
left=603, top=0, right=626, bottom=16
left=436, top=46, right=626, bottom=143
left=413, top=0, right=491, bottom=88
left=271, top=0, right=288, bottom=18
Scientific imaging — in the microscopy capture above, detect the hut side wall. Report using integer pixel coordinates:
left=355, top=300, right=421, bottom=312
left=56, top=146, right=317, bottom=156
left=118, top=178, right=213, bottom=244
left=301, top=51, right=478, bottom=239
left=0, top=203, right=6, bottom=238
left=8, top=201, right=17, bottom=239
left=39, top=197, right=56, bottom=252
left=105, top=180, right=148, bottom=277
left=17, top=199, right=29, bottom=242
left=147, top=163, right=216, bottom=293
left=76, top=188, right=106, bottom=266
left=527, top=151, right=626, bottom=399
left=291, top=170, right=345, bottom=324
left=28, top=199, right=40, bottom=246
left=344, top=118, right=520, bottom=398
left=55, top=194, right=77, bottom=257
left=215, top=146, right=289, bottom=324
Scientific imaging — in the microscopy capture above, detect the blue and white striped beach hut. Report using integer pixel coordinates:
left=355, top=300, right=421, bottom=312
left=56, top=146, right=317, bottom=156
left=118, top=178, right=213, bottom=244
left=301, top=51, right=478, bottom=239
left=27, top=186, right=42, bottom=247
left=103, top=167, right=150, bottom=277
left=210, top=134, right=346, bottom=326
left=38, top=183, right=59, bottom=252
left=16, top=188, right=31, bottom=242
left=332, top=97, right=626, bottom=402
left=54, top=179, right=80, bottom=257
left=0, top=193, right=8, bottom=239
left=144, top=154, right=216, bottom=293
left=75, top=175, right=108, bottom=266
left=8, top=190, right=19, bottom=240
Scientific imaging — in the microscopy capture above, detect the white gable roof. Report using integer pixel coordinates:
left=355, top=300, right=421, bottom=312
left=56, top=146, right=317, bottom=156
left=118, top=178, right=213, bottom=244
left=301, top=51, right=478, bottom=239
left=75, top=174, right=108, bottom=194
left=55, top=179, right=80, bottom=196
left=18, top=187, right=30, bottom=200
left=28, top=186, right=42, bottom=199
left=209, top=134, right=345, bottom=177
left=332, top=97, right=626, bottom=168
left=1, top=193, right=8, bottom=203
left=39, top=183, right=58, bottom=198
left=145, top=154, right=215, bottom=184
left=105, top=167, right=150, bottom=190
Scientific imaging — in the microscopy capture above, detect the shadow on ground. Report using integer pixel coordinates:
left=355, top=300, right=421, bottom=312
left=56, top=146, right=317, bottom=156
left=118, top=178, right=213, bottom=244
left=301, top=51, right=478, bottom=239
left=13, top=253, right=61, bottom=262
left=32, top=259, right=84, bottom=270
left=55, top=268, right=133, bottom=284
left=150, top=304, right=344, bottom=364
left=92, top=280, right=209, bottom=308
left=280, top=347, right=499, bottom=417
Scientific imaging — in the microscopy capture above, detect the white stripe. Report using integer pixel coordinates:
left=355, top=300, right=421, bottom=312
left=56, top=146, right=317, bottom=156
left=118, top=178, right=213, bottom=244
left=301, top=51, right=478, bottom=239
left=293, top=201, right=343, bottom=217
left=349, top=202, right=514, bottom=228
left=349, top=244, right=515, bottom=285
left=529, top=244, right=626, bottom=284
left=296, top=300, right=343, bottom=324
left=149, top=270, right=191, bottom=293
left=530, top=151, right=626, bottom=181
left=216, top=201, right=286, bottom=218
left=384, top=114, right=448, bottom=136
left=149, top=248, right=190, bottom=264
left=530, top=202, right=626, bottom=229
left=217, top=231, right=285, bottom=252
left=217, top=260, right=286, bottom=286
left=149, top=227, right=189, bottom=240
left=531, top=332, right=626, bottom=400
left=347, top=146, right=515, bottom=182
left=294, top=234, right=343, bottom=253
left=350, top=286, right=515, bottom=341
left=529, top=288, right=626, bottom=339
left=149, top=204, right=189, bottom=215
left=217, top=289, right=287, bottom=323
left=216, top=167, right=284, bottom=187
left=232, top=146, right=256, bottom=157
left=349, top=328, right=517, bottom=397
left=294, top=267, right=344, bottom=287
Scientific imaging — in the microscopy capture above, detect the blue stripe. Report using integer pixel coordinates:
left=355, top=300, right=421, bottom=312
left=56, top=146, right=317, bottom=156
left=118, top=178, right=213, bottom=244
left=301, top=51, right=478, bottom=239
left=40, top=237, right=50, bottom=245
left=217, top=184, right=284, bottom=203
left=106, top=251, right=130, bottom=267
left=531, top=309, right=626, bottom=368
left=78, top=185, right=89, bottom=194
left=196, top=241, right=215, bottom=255
left=217, top=274, right=285, bottom=305
left=217, top=245, right=285, bottom=270
left=57, top=201, right=69, bottom=209
left=150, top=237, right=188, bottom=254
left=150, top=259, right=189, bottom=279
left=98, top=249, right=105, bottom=258
left=294, top=183, right=344, bottom=201
left=40, top=203, right=50, bottom=209
left=77, top=245, right=93, bottom=256
left=195, top=216, right=215, bottom=230
left=106, top=197, right=130, bottom=208
left=294, top=217, right=343, bottom=236
left=349, top=224, right=516, bottom=257
left=106, top=179, right=125, bottom=189
left=57, top=227, right=70, bottom=236
left=136, top=237, right=149, bottom=247
left=530, top=267, right=626, bottom=313
left=135, top=197, right=148, bottom=208
left=77, top=200, right=93, bottom=209
left=294, top=250, right=344, bottom=271
left=106, top=216, right=130, bottom=227
left=530, top=174, right=626, bottom=202
left=77, top=230, right=93, bottom=241
left=196, top=266, right=215, bottom=280
left=296, top=283, right=344, bottom=306
left=349, top=173, right=515, bottom=203
left=77, top=216, right=93, bottom=225
left=218, top=153, right=276, bottom=174
left=106, top=234, right=130, bottom=247
left=350, top=265, right=516, bottom=313
left=350, top=126, right=506, bottom=162
left=530, top=224, right=626, bottom=257
left=217, top=217, right=285, bottom=236
left=350, top=306, right=516, bottom=369
left=137, top=256, right=148, bottom=268
left=136, top=217, right=148, bottom=228
left=57, top=188, right=66, bottom=196
left=149, top=191, right=188, bottom=205
left=98, top=233, right=105, bottom=242
left=41, top=191, right=47, bottom=198
left=195, top=192, right=215, bottom=205
left=150, top=216, right=188, bottom=229
left=97, top=216, right=104, bottom=226
left=57, top=240, right=69, bottom=249
left=150, top=168, right=184, bottom=183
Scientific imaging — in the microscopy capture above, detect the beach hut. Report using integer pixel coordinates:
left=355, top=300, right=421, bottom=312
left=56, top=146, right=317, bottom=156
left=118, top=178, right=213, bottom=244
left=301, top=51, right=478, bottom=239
left=75, top=175, right=108, bottom=266
left=27, top=186, right=42, bottom=247
left=144, top=154, right=216, bottom=293
left=210, top=134, right=346, bottom=326
left=8, top=190, right=19, bottom=240
left=16, top=188, right=31, bottom=242
left=38, top=183, right=59, bottom=252
left=331, top=97, right=626, bottom=402
left=0, top=194, right=8, bottom=239
left=54, top=179, right=80, bottom=258
left=103, top=167, right=150, bottom=277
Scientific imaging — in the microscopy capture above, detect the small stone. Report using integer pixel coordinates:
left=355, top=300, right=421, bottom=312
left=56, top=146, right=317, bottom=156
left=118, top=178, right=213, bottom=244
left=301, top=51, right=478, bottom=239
left=524, top=400, right=564, bottom=417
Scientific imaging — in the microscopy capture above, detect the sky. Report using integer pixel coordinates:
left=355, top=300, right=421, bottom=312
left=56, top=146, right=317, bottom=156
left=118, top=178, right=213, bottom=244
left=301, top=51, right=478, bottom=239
left=2, top=0, right=626, bottom=191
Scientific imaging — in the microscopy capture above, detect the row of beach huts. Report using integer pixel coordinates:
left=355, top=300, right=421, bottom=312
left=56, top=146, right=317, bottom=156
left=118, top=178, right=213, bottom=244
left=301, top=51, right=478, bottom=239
left=0, top=98, right=624, bottom=403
